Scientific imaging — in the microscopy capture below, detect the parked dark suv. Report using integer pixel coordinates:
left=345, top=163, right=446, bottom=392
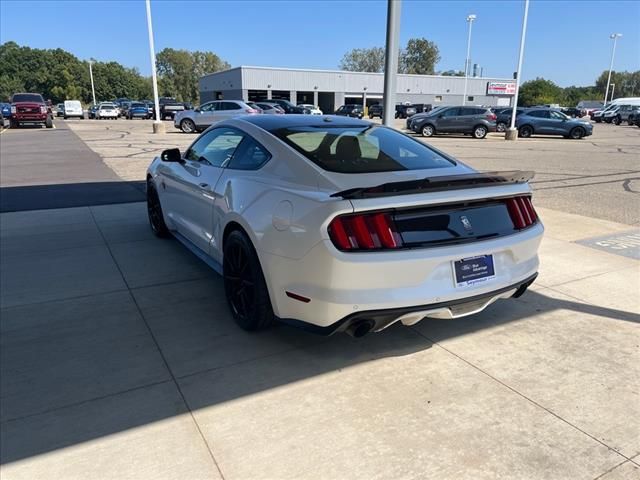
left=496, top=108, right=526, bottom=132
left=335, top=104, right=363, bottom=119
left=411, top=106, right=497, bottom=139
left=368, top=104, right=383, bottom=119
left=395, top=104, right=417, bottom=119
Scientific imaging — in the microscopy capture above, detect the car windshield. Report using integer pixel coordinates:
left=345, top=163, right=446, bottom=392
left=12, top=93, right=44, bottom=103
left=131, top=103, right=144, bottom=108
left=272, top=125, right=455, bottom=174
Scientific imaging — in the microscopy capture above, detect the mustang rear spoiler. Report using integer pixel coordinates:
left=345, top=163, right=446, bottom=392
left=330, top=170, right=535, bottom=200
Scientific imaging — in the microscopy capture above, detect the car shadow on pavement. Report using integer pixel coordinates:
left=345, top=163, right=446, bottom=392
left=0, top=181, right=146, bottom=212
left=1, top=247, right=638, bottom=467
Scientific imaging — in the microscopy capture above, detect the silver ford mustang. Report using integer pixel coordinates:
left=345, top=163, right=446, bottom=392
left=147, top=115, right=543, bottom=337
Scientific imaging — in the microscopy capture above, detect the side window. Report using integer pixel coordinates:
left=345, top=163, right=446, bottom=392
left=550, top=111, right=566, bottom=120
left=200, top=102, right=214, bottom=112
left=221, top=102, right=242, bottom=111
left=227, top=137, right=272, bottom=170
left=441, top=108, right=459, bottom=117
left=185, top=128, right=245, bottom=166
left=528, top=110, right=549, bottom=119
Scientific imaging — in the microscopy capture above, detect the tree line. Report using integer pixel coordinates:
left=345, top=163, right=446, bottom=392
left=0, top=41, right=229, bottom=104
left=518, top=72, right=640, bottom=106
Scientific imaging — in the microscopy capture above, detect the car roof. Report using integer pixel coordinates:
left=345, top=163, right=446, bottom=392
left=238, top=114, right=371, bottom=131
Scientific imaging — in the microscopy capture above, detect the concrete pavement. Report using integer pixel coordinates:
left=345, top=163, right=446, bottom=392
left=0, top=201, right=638, bottom=479
left=0, top=121, right=146, bottom=212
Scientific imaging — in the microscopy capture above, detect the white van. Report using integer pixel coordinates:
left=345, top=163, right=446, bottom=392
left=592, top=98, right=640, bottom=122
left=63, top=100, right=84, bottom=119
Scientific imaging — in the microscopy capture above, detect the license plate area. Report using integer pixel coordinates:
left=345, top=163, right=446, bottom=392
left=453, top=255, right=495, bottom=287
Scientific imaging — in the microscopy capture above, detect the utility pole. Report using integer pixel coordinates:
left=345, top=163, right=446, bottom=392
left=505, top=0, right=529, bottom=141
left=604, top=33, right=622, bottom=105
left=88, top=60, right=96, bottom=106
left=145, top=0, right=164, bottom=133
left=382, top=0, right=401, bottom=126
left=462, top=14, right=476, bottom=106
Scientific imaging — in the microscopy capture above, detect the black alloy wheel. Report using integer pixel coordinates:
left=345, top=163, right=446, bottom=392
left=146, top=180, right=170, bottom=237
left=519, top=125, right=533, bottom=138
left=223, top=230, right=274, bottom=331
left=569, top=127, right=585, bottom=139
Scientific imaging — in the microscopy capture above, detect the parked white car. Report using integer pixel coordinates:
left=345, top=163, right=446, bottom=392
left=146, top=115, right=542, bottom=337
left=96, top=103, right=119, bottom=119
left=298, top=104, right=323, bottom=115
left=63, top=100, right=84, bottom=119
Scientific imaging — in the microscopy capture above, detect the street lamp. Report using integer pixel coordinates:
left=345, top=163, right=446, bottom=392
left=145, top=0, right=163, bottom=133
left=461, top=14, right=476, bottom=106
left=604, top=33, right=622, bottom=105
left=88, top=60, right=96, bottom=106
left=506, top=0, right=530, bottom=141
left=610, top=83, right=616, bottom=103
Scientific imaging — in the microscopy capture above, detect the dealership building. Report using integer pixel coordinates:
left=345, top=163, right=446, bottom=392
left=199, top=66, right=516, bottom=112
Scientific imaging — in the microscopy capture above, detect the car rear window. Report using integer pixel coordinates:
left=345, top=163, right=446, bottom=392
left=12, top=93, right=44, bottom=103
left=272, top=125, right=455, bottom=174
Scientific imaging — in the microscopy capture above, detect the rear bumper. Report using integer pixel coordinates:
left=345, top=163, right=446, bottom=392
left=262, top=222, right=543, bottom=330
left=279, top=273, right=538, bottom=336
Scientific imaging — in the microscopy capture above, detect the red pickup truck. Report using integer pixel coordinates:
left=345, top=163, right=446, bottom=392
left=10, top=93, right=53, bottom=128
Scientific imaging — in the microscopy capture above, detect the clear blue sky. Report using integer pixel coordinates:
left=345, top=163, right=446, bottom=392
left=1, top=0, right=638, bottom=86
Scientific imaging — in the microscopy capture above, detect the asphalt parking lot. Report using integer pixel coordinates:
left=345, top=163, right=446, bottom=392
left=0, top=118, right=639, bottom=479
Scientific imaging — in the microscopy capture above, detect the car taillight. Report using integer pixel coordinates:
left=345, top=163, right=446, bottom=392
left=328, top=212, right=403, bottom=251
left=487, top=113, right=497, bottom=121
left=505, top=196, right=538, bottom=229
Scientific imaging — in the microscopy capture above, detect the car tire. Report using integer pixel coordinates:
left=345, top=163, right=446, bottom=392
left=146, top=180, right=170, bottom=238
left=369, top=114, right=373, bottom=119
left=223, top=230, right=274, bottom=331
left=613, top=116, right=621, bottom=125
left=45, top=116, right=53, bottom=128
left=518, top=125, right=533, bottom=138
left=180, top=118, right=196, bottom=133
left=472, top=125, right=488, bottom=139
left=496, top=121, right=507, bottom=132
left=569, top=127, right=585, bottom=139
left=421, top=124, right=435, bottom=137
left=10, top=119, right=19, bottom=129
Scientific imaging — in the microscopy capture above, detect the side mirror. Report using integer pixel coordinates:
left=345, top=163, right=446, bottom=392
left=195, top=108, right=201, bottom=113
left=161, top=148, right=182, bottom=163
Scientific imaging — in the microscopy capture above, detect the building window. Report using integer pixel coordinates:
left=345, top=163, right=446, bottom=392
left=435, top=96, right=443, bottom=102
left=467, top=96, right=474, bottom=101
left=248, top=90, right=268, bottom=101
left=271, top=90, right=290, bottom=100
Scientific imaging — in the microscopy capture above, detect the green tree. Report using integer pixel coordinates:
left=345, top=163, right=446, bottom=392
left=399, top=38, right=440, bottom=75
left=518, top=78, right=564, bottom=106
left=594, top=70, right=640, bottom=99
left=339, top=47, right=386, bottom=73
left=156, top=48, right=230, bottom=103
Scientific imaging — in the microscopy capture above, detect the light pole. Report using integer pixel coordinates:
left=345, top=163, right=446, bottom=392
left=461, top=14, right=476, bottom=106
left=382, top=0, right=401, bottom=126
left=604, top=33, right=622, bottom=105
left=88, top=60, right=96, bottom=106
left=145, top=0, right=164, bottom=133
left=506, top=0, right=530, bottom=141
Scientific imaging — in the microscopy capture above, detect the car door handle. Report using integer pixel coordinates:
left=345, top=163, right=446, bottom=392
left=199, top=183, right=209, bottom=189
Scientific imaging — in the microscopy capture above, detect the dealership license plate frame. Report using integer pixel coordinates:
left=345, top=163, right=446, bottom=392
left=453, top=255, right=496, bottom=288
